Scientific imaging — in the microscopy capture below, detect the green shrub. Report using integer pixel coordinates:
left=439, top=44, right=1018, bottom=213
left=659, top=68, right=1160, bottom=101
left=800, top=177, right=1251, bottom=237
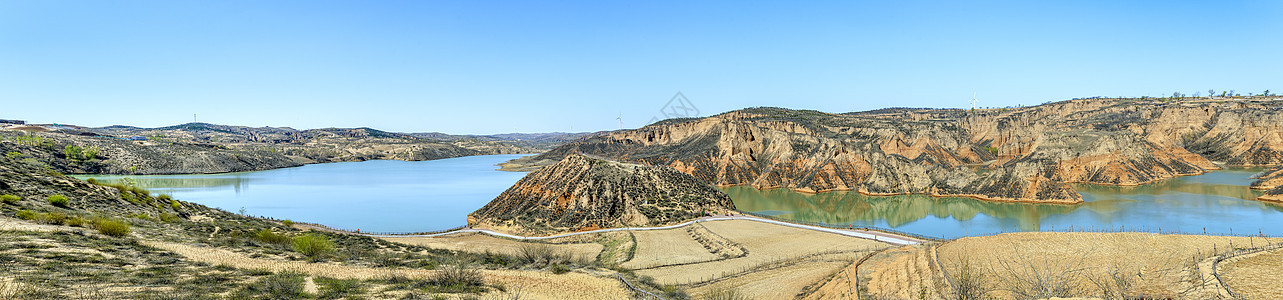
left=66, top=216, right=86, bottom=227
left=40, top=212, right=67, bottom=225
left=235, top=272, right=307, bottom=299
left=315, top=277, right=366, bottom=299
left=281, top=219, right=294, bottom=227
left=292, top=234, right=334, bottom=259
left=64, top=145, right=83, bottom=162
left=551, top=263, right=569, bottom=274
left=47, top=195, right=69, bottom=207
left=85, top=178, right=98, bottom=185
left=15, top=210, right=37, bottom=220
left=157, top=194, right=172, bottom=202
left=170, top=200, right=181, bottom=210
left=95, top=219, right=131, bottom=238
left=1, top=194, right=19, bottom=205
left=128, top=213, right=153, bottom=221
left=255, top=229, right=291, bottom=245
left=159, top=213, right=181, bottom=223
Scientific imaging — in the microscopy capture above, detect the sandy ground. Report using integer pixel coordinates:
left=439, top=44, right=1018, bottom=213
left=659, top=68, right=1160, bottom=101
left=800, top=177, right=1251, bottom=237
left=1221, top=247, right=1283, bottom=299
left=144, top=240, right=630, bottom=300
left=380, top=232, right=604, bottom=260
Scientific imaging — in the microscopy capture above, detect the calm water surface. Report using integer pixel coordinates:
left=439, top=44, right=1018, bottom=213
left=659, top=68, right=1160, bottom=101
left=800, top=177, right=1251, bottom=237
left=76, top=158, right=1281, bottom=238
left=721, top=168, right=1283, bottom=238
left=75, top=154, right=530, bottom=233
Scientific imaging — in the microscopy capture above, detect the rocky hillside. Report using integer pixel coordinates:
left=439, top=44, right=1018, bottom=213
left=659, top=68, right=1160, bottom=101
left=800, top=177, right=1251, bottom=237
left=0, top=151, right=609, bottom=299
left=0, top=122, right=547, bottom=175
left=469, top=154, right=736, bottom=235
left=1251, top=166, right=1283, bottom=202
left=512, top=97, right=1283, bottom=204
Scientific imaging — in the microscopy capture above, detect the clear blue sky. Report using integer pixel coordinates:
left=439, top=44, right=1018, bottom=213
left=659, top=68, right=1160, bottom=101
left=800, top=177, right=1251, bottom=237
left=2, top=1, right=1280, bottom=134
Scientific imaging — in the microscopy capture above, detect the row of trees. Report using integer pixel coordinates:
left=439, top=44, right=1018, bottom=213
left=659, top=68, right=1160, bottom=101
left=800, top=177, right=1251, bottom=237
left=1168, top=89, right=1274, bottom=99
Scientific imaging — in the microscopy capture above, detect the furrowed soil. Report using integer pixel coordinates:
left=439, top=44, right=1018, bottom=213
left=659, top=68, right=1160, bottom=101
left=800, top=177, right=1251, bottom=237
left=619, top=228, right=724, bottom=269
left=934, top=232, right=1281, bottom=299
left=1221, top=247, right=1283, bottom=299
left=632, top=220, right=890, bottom=286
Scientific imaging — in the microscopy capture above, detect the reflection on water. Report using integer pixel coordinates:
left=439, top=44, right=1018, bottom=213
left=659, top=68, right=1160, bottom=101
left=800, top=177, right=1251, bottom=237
left=76, top=174, right=255, bottom=195
left=722, top=168, right=1281, bottom=238
left=74, top=154, right=532, bottom=233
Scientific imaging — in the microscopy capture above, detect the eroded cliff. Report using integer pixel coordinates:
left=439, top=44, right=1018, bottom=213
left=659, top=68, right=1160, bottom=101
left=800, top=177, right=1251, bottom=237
left=515, top=98, right=1283, bottom=204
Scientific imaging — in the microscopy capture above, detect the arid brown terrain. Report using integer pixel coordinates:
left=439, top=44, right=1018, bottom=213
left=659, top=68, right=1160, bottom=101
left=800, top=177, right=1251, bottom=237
left=511, top=97, right=1283, bottom=204
left=469, top=154, right=737, bottom=235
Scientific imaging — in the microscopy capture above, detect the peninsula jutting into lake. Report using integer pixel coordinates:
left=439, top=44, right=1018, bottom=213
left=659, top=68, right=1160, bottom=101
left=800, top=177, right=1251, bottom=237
left=4, top=1, right=1282, bottom=299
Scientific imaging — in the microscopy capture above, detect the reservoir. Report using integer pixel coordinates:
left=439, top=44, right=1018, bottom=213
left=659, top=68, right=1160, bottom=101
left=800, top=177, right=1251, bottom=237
left=722, top=168, right=1280, bottom=238
left=78, top=158, right=1281, bottom=238
left=75, top=154, right=531, bottom=233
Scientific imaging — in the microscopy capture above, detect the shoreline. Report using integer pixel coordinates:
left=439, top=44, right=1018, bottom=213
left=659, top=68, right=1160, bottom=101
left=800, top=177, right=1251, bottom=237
left=67, top=152, right=540, bottom=177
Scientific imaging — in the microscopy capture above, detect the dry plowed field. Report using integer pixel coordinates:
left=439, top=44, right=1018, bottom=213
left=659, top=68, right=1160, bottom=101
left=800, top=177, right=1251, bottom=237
left=629, top=220, right=890, bottom=296
left=1221, top=247, right=1283, bottom=299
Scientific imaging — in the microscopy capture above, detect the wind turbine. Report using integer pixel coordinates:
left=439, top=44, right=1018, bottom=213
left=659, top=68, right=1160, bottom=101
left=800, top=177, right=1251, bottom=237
left=616, top=113, right=623, bottom=130
left=970, top=92, right=977, bottom=110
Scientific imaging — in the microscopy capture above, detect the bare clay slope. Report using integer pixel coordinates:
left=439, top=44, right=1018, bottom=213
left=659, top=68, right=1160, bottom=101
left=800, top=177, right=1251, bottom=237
left=468, top=154, right=736, bottom=235
left=519, top=98, right=1283, bottom=204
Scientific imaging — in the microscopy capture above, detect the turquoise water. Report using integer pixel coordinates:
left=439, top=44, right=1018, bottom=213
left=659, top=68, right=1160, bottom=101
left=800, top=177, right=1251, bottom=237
left=74, top=159, right=1283, bottom=239
left=75, top=154, right=531, bottom=233
left=721, top=168, right=1283, bottom=238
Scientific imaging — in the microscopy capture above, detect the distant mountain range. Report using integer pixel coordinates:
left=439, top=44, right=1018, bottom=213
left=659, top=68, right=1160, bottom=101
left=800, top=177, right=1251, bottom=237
left=0, top=121, right=591, bottom=175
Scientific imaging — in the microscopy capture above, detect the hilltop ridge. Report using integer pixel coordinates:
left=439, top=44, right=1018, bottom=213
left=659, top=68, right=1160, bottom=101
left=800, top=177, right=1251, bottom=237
left=509, top=97, right=1283, bottom=204
left=469, top=153, right=736, bottom=235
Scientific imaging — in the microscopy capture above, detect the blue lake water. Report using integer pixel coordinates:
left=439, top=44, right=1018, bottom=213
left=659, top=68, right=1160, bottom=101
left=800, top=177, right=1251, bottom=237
left=721, top=168, right=1283, bottom=238
left=76, top=158, right=1283, bottom=239
left=75, top=154, right=531, bottom=233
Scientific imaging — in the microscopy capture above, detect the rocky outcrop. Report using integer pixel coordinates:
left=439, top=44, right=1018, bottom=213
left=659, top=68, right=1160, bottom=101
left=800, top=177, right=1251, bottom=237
left=518, top=98, right=1283, bottom=204
left=1251, top=166, right=1283, bottom=202
left=468, top=154, right=736, bottom=235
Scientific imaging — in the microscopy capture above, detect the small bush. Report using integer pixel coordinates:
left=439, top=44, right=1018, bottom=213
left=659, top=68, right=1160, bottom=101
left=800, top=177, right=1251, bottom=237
left=39, top=212, right=67, bottom=225
left=281, top=219, right=294, bottom=227
left=292, top=234, right=335, bottom=259
left=255, top=229, right=291, bottom=245
left=516, top=243, right=570, bottom=267
left=15, top=210, right=36, bottom=220
left=85, top=178, right=98, bottom=185
left=235, top=272, right=307, bottom=299
left=66, top=216, right=85, bottom=227
left=551, top=263, right=569, bottom=274
left=159, top=213, right=181, bottom=223
left=170, top=200, right=181, bottom=210
left=95, top=219, right=131, bottom=238
left=428, top=260, right=486, bottom=293
left=1, top=194, right=19, bottom=205
left=128, top=213, right=153, bottom=221
left=47, top=195, right=69, bottom=207
left=315, top=277, right=366, bottom=299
